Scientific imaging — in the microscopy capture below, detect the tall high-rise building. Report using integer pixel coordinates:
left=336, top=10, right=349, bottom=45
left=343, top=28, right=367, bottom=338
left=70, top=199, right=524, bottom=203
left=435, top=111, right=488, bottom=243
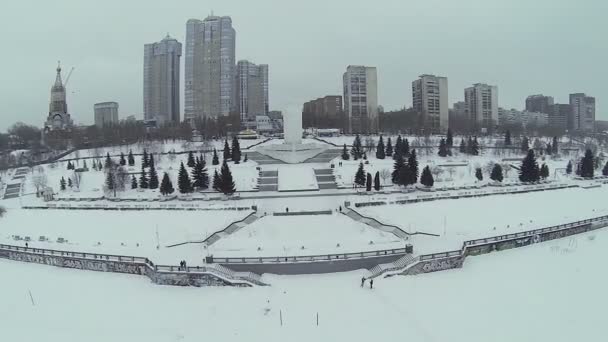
left=525, top=94, right=554, bottom=114
left=185, top=16, right=236, bottom=121
left=464, top=83, right=498, bottom=130
left=143, top=35, right=182, bottom=124
left=412, top=74, right=448, bottom=132
left=236, top=60, right=268, bottom=126
left=343, top=65, right=378, bottom=133
left=547, top=104, right=570, bottom=131
left=94, top=102, right=119, bottom=128
left=302, top=96, right=344, bottom=129
left=569, top=93, right=595, bottom=131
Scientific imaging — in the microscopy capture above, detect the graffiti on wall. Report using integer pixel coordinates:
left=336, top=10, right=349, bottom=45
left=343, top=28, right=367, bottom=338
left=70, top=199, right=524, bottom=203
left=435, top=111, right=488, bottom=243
left=420, top=257, right=463, bottom=273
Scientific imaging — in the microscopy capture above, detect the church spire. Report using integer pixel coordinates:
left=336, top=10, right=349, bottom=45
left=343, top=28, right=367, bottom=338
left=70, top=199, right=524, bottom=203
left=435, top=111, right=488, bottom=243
left=54, top=60, right=63, bottom=87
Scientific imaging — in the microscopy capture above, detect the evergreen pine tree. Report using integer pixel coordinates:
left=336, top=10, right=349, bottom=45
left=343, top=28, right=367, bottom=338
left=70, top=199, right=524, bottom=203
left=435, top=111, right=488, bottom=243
left=83, top=160, right=88, bottom=170
left=398, top=163, right=413, bottom=186
left=505, top=130, right=512, bottom=146
left=139, top=164, right=149, bottom=189
left=602, top=161, right=608, bottom=176
left=392, top=153, right=405, bottom=184
left=212, top=170, right=221, bottom=191
left=490, top=164, right=504, bottom=182
left=104, top=153, right=113, bottom=169
left=385, top=137, right=393, bottom=157
left=105, top=171, right=113, bottom=190
left=471, top=137, right=480, bottom=156
left=160, top=172, right=174, bottom=195
left=142, top=150, right=149, bottom=168
left=366, top=173, right=372, bottom=191
left=223, top=139, right=231, bottom=161
left=521, top=137, right=529, bottom=153
left=475, top=168, right=483, bottom=181
left=580, top=149, right=595, bottom=178
left=178, top=162, right=193, bottom=194
left=128, top=150, right=135, bottom=166
left=148, top=155, right=159, bottom=189
left=459, top=139, right=465, bottom=154
left=192, top=158, right=209, bottom=190
left=540, top=164, right=549, bottom=179
left=131, top=175, right=137, bottom=189
left=60, top=177, right=66, bottom=191
left=375, top=136, right=386, bottom=159
left=351, top=135, right=363, bottom=160
left=244, top=154, right=248, bottom=163
left=187, top=151, right=195, bottom=167
left=354, top=163, right=366, bottom=188
left=402, top=138, right=410, bottom=156
left=546, top=142, right=552, bottom=155
left=420, top=166, right=434, bottom=187
left=212, top=149, right=220, bottom=165
left=119, top=152, right=126, bottom=166
left=92, top=161, right=97, bottom=171
left=231, top=136, right=241, bottom=163
left=519, top=149, right=540, bottom=182
left=67, top=161, right=72, bottom=170
left=219, top=160, right=236, bottom=195
left=374, top=171, right=380, bottom=191
left=438, top=138, right=448, bottom=157
left=446, top=129, right=454, bottom=147
left=466, top=137, right=473, bottom=155
left=407, top=149, right=419, bottom=184
left=341, top=144, right=350, bottom=160
left=566, top=160, right=573, bottom=174
left=394, top=136, right=403, bottom=160
left=552, top=136, right=558, bottom=154
left=68, top=178, right=73, bottom=188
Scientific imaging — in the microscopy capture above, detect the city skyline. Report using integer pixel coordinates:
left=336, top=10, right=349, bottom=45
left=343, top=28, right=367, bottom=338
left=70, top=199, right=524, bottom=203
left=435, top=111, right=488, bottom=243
left=0, top=0, right=605, bottom=131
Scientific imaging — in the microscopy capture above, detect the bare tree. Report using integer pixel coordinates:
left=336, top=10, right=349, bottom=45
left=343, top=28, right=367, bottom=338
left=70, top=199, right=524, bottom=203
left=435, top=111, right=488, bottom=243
left=379, top=169, right=391, bottom=186
left=31, top=170, right=48, bottom=196
left=115, top=166, right=129, bottom=192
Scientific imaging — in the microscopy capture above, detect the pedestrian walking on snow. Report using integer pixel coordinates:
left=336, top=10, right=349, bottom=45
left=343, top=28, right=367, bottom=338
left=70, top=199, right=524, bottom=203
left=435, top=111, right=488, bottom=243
left=361, top=277, right=366, bottom=287
left=370, top=279, right=374, bottom=289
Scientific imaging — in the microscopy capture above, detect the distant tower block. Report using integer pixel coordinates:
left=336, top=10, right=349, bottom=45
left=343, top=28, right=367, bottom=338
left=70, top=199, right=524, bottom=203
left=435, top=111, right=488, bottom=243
left=284, top=110, right=302, bottom=146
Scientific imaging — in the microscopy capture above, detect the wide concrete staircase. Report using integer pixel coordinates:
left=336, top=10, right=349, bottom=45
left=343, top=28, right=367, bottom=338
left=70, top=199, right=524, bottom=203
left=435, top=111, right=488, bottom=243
left=314, top=169, right=338, bottom=189
left=367, top=253, right=417, bottom=279
left=166, top=212, right=261, bottom=248
left=342, top=208, right=410, bottom=239
left=304, top=149, right=342, bottom=163
left=246, top=151, right=285, bottom=165
left=257, top=170, right=278, bottom=191
left=210, top=264, right=267, bottom=286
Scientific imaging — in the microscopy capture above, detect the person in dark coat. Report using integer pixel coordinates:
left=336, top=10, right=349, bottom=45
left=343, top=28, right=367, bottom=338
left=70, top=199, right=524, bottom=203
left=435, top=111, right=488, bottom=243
left=370, top=279, right=374, bottom=289
left=361, top=277, right=366, bottom=287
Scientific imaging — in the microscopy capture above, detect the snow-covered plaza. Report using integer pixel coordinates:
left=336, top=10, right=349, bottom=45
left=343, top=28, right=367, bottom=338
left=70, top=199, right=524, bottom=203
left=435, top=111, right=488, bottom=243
left=0, top=134, right=606, bottom=341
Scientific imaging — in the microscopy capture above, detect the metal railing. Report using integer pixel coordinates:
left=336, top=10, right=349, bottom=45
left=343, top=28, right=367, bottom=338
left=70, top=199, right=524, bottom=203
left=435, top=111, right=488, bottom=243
left=212, top=247, right=408, bottom=264
left=0, top=243, right=266, bottom=286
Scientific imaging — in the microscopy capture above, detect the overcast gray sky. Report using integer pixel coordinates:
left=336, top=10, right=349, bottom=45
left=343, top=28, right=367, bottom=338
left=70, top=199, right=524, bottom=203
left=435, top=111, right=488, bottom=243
left=0, top=0, right=605, bottom=131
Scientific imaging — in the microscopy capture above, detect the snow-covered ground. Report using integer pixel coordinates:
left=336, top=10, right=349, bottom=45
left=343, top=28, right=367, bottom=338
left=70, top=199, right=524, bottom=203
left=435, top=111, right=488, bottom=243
left=208, top=214, right=405, bottom=257
left=20, top=148, right=260, bottom=202
left=0, top=227, right=605, bottom=342
left=0, top=209, right=251, bottom=265
left=360, top=185, right=608, bottom=254
left=332, top=150, right=571, bottom=188
left=277, top=165, right=318, bottom=191
left=59, top=138, right=269, bottom=161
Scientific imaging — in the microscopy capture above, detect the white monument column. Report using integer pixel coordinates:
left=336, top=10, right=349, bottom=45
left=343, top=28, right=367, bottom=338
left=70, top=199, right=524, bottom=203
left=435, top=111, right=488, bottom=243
left=284, top=110, right=302, bottom=146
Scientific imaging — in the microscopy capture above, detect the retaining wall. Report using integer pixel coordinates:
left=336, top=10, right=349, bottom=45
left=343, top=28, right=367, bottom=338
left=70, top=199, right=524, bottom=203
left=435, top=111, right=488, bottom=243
left=0, top=244, right=255, bottom=287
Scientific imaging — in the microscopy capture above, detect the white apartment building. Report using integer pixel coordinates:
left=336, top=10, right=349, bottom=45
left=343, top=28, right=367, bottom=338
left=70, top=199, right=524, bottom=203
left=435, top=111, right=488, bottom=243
left=343, top=65, right=378, bottom=133
left=412, top=74, right=448, bottom=132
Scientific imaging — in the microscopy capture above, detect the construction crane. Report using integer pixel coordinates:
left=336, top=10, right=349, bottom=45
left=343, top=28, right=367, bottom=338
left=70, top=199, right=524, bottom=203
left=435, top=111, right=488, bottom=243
left=64, top=66, right=75, bottom=88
